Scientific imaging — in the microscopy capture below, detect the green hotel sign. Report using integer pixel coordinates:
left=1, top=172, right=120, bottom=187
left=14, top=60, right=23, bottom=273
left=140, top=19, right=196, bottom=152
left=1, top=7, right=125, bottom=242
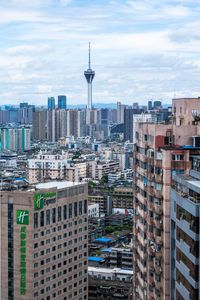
left=20, top=226, right=27, bottom=295
left=16, top=210, right=29, bottom=295
left=16, top=210, right=29, bottom=225
left=34, top=192, right=56, bottom=210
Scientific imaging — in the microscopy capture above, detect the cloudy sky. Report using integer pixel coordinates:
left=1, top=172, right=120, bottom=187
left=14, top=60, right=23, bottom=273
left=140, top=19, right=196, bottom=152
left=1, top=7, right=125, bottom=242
left=0, top=0, right=200, bottom=106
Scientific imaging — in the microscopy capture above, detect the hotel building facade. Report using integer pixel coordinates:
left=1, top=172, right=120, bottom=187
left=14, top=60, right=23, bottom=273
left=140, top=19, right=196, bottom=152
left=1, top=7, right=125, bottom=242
left=0, top=181, right=88, bottom=300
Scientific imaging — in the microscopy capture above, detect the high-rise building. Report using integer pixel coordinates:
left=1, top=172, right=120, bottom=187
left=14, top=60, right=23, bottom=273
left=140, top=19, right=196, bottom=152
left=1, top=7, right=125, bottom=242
left=56, top=109, right=67, bottom=139
left=109, top=109, right=117, bottom=124
left=32, top=110, right=46, bottom=141
left=84, top=42, right=95, bottom=110
left=0, top=126, right=31, bottom=152
left=124, top=108, right=134, bottom=142
left=133, top=98, right=200, bottom=300
left=47, top=110, right=56, bottom=142
left=117, top=102, right=126, bottom=124
left=171, top=155, right=200, bottom=300
left=67, top=110, right=85, bottom=138
left=148, top=101, right=153, bottom=110
left=100, top=108, right=109, bottom=138
left=48, top=97, right=55, bottom=110
left=0, top=109, right=10, bottom=124
left=18, top=104, right=34, bottom=124
left=132, top=114, right=156, bottom=144
left=0, top=180, right=88, bottom=300
left=133, top=102, right=139, bottom=109
left=47, top=109, right=85, bottom=142
left=153, top=100, right=162, bottom=109
left=58, top=95, right=67, bottom=110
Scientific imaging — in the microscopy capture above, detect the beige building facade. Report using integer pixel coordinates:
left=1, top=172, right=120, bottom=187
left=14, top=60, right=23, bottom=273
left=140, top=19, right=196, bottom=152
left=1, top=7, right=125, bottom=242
left=28, top=152, right=86, bottom=184
left=133, top=98, right=200, bottom=300
left=0, top=181, right=88, bottom=300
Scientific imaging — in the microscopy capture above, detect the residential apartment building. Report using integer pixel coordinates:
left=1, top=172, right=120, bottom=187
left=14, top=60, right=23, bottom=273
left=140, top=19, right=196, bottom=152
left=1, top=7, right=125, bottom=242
left=28, top=152, right=69, bottom=183
left=106, top=247, right=133, bottom=270
left=133, top=98, right=200, bottom=300
left=88, top=203, right=99, bottom=218
left=0, top=180, right=88, bottom=300
left=110, top=186, right=133, bottom=209
left=0, top=126, right=31, bottom=152
left=88, top=194, right=107, bottom=215
left=171, top=155, right=200, bottom=300
left=32, top=110, right=46, bottom=141
left=28, top=152, right=87, bottom=184
left=91, top=160, right=119, bottom=180
left=88, top=267, right=133, bottom=300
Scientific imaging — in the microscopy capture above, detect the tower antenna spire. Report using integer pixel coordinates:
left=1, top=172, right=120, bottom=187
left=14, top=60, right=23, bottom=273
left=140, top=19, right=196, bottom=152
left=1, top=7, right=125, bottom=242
left=88, top=42, right=91, bottom=69
left=84, top=42, right=95, bottom=110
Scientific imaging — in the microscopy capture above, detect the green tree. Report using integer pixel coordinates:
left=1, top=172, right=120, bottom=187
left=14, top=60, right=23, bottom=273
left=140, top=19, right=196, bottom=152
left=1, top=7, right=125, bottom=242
left=105, top=226, right=114, bottom=234
left=100, top=175, right=108, bottom=184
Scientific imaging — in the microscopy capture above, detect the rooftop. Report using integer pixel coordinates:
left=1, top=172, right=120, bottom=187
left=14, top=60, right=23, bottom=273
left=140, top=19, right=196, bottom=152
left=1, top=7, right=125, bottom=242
left=94, top=237, right=113, bottom=243
left=188, top=180, right=200, bottom=189
left=36, top=181, right=83, bottom=190
left=88, top=256, right=105, bottom=262
left=172, top=97, right=200, bottom=101
left=101, top=247, right=113, bottom=253
left=88, top=266, right=133, bottom=275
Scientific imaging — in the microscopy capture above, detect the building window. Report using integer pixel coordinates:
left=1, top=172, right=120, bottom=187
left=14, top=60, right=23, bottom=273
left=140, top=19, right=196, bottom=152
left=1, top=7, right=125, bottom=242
left=172, top=154, right=184, bottom=161
left=52, top=208, right=56, bottom=223
left=46, top=209, right=50, bottom=225
left=63, top=205, right=67, bottom=220
left=79, top=201, right=82, bottom=215
left=34, top=212, right=38, bottom=228
left=84, top=200, right=87, bottom=214
left=69, top=204, right=72, bottom=218
left=40, top=211, right=44, bottom=227
left=58, top=207, right=62, bottom=222
left=74, top=202, right=78, bottom=217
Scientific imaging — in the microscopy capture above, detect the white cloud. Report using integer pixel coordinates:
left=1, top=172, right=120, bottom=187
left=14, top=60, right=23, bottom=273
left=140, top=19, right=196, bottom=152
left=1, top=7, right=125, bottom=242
left=6, top=45, right=52, bottom=55
left=0, top=0, right=200, bottom=105
left=59, top=0, right=73, bottom=5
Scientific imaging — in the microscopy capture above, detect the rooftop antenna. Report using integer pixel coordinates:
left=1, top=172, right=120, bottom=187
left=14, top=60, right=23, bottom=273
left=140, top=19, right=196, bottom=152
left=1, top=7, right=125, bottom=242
left=88, top=42, right=91, bottom=69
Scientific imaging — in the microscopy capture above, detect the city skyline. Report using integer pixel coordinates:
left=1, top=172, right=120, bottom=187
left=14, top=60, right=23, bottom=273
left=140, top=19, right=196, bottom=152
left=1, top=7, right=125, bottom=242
left=0, top=0, right=200, bottom=105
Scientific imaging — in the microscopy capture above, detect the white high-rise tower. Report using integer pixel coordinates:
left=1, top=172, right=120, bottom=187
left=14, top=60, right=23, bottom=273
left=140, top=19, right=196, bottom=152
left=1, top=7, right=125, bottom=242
left=84, top=42, right=95, bottom=110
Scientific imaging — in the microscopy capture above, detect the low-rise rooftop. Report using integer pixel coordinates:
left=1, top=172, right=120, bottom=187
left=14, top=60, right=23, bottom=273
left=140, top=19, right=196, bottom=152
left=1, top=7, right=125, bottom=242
left=36, top=181, right=83, bottom=190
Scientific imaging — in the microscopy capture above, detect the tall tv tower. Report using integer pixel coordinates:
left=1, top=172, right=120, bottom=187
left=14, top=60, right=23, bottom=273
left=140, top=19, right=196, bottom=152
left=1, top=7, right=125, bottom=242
left=84, top=42, right=95, bottom=110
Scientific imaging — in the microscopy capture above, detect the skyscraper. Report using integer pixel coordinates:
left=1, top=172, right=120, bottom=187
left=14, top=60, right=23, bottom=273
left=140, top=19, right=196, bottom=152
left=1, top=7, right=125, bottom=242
left=47, top=110, right=56, bottom=142
left=117, top=102, right=126, bottom=124
left=84, top=42, right=95, bottom=110
left=124, top=108, right=134, bottom=142
left=48, top=97, right=55, bottom=110
left=32, top=110, right=46, bottom=141
left=58, top=95, right=67, bottom=109
left=148, top=101, right=153, bottom=110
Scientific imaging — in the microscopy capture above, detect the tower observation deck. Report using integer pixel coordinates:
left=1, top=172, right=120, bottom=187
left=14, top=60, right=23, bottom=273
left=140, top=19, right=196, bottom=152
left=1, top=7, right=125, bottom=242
left=84, top=42, right=95, bottom=110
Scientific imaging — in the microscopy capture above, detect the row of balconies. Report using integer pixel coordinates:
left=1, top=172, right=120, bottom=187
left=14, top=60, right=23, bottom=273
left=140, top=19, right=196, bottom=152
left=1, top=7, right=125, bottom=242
left=137, top=247, right=147, bottom=261
left=137, top=259, right=147, bottom=273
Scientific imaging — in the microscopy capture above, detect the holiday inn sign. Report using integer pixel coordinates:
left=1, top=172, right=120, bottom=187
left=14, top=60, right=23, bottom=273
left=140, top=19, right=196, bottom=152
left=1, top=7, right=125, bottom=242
left=16, top=210, right=29, bottom=225
left=34, top=191, right=56, bottom=210
left=16, top=210, right=29, bottom=295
